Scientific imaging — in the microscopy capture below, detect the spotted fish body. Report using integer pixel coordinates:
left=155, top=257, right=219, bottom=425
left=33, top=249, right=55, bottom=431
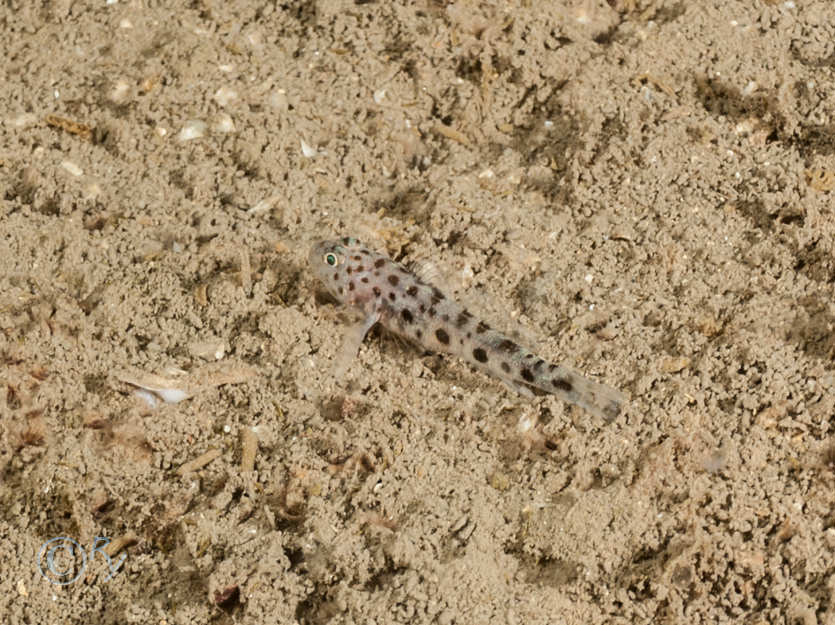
left=309, top=237, right=625, bottom=421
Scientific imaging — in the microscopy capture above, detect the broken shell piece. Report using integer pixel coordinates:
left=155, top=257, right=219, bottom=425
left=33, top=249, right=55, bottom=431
left=114, top=362, right=257, bottom=408
left=248, top=194, right=281, bottom=214
left=7, top=112, right=38, bottom=128
left=213, top=114, right=235, bottom=133
left=103, top=533, right=138, bottom=557
left=83, top=181, right=102, bottom=200
left=300, top=138, right=317, bottom=158
left=61, top=161, right=83, bottom=177
left=213, top=87, right=238, bottom=107
left=177, top=448, right=222, bottom=475
left=659, top=356, right=690, bottom=374
left=110, top=79, right=130, bottom=103
left=177, top=120, right=207, bottom=141
left=188, top=340, right=228, bottom=360
left=134, top=388, right=161, bottom=409
left=117, top=370, right=191, bottom=406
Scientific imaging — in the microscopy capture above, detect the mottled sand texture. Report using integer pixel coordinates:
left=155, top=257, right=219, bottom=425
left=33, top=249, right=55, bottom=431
left=2, top=1, right=835, bottom=623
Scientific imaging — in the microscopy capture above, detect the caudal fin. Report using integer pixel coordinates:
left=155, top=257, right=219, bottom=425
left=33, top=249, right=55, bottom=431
left=534, top=365, right=626, bottom=421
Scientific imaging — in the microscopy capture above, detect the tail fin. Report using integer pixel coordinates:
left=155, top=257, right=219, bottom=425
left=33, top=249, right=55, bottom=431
left=533, top=365, right=626, bottom=421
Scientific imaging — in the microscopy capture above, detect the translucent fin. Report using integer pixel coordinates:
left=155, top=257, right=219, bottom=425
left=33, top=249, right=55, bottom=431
left=330, top=311, right=380, bottom=381
left=410, top=259, right=446, bottom=288
left=541, top=367, right=627, bottom=422
left=493, top=358, right=626, bottom=421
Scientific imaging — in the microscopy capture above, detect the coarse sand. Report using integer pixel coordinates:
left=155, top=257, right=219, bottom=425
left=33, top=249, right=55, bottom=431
left=2, top=1, right=835, bottom=623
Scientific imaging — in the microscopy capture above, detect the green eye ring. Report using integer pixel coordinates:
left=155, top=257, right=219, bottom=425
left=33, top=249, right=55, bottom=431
left=324, top=253, right=338, bottom=267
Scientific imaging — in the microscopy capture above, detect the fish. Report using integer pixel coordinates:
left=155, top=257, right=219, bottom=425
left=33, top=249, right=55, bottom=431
left=309, top=236, right=626, bottom=421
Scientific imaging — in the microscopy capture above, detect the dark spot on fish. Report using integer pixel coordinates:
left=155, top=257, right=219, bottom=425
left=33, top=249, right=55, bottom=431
left=473, top=348, right=488, bottom=363
left=416, top=329, right=423, bottom=338
left=361, top=277, right=368, bottom=283
left=431, top=293, right=443, bottom=306
left=353, top=255, right=362, bottom=261
left=346, top=267, right=352, bottom=274
left=432, top=287, right=445, bottom=300
left=456, top=311, right=472, bottom=328
left=333, top=273, right=339, bottom=280
left=374, top=271, right=379, bottom=276
left=549, top=364, right=557, bottom=371
left=428, top=307, right=436, bottom=318
left=341, top=236, right=352, bottom=245
left=534, top=359, right=544, bottom=370
left=442, top=314, right=449, bottom=322
left=435, top=328, right=450, bottom=344
left=373, top=287, right=381, bottom=297
left=500, top=362, right=511, bottom=373
left=356, top=265, right=364, bottom=272
left=348, top=281, right=355, bottom=291
left=338, top=287, right=343, bottom=295
left=498, top=339, right=517, bottom=353
left=406, top=285, right=418, bottom=297
left=419, top=304, right=426, bottom=313
left=389, top=292, right=396, bottom=301
left=524, top=354, right=534, bottom=359
left=466, top=332, right=471, bottom=338
left=374, top=258, right=386, bottom=268
left=476, top=321, right=490, bottom=334
left=401, top=309, right=414, bottom=323
left=388, top=275, right=399, bottom=286
left=552, top=378, right=573, bottom=392
left=520, top=368, right=534, bottom=383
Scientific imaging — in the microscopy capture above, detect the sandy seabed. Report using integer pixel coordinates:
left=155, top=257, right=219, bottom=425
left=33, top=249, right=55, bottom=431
left=2, top=1, right=835, bottom=624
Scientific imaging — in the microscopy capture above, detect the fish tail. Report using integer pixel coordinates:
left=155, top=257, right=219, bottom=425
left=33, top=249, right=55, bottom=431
left=533, top=364, right=626, bottom=421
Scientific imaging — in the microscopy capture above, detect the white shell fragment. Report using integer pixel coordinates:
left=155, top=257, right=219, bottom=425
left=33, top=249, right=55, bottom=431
left=213, top=87, right=238, bottom=107
left=188, top=340, right=228, bottom=360
left=6, top=113, right=38, bottom=128
left=82, top=181, right=102, bottom=200
left=300, top=138, right=317, bottom=158
left=110, top=79, right=130, bottom=102
left=213, top=114, right=235, bottom=133
left=114, top=363, right=257, bottom=409
left=61, top=161, right=83, bottom=177
left=248, top=194, right=281, bottom=214
left=177, top=120, right=207, bottom=141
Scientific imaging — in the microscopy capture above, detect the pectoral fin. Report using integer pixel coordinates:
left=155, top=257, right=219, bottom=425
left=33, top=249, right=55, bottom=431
left=329, top=311, right=380, bottom=381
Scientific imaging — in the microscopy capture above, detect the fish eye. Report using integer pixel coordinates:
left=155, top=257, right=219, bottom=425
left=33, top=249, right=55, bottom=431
left=324, top=253, right=338, bottom=267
